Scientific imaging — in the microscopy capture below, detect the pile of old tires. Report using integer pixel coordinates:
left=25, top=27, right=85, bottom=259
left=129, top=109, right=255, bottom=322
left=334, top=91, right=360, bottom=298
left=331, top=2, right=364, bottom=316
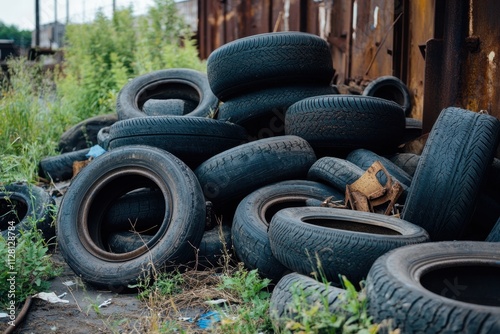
left=27, top=31, right=500, bottom=332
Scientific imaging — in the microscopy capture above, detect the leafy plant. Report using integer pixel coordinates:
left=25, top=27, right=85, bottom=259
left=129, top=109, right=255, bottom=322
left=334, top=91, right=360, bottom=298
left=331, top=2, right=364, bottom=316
left=136, top=270, right=185, bottom=300
left=277, top=276, right=380, bottom=334
left=0, top=227, right=61, bottom=308
left=216, top=264, right=274, bottom=333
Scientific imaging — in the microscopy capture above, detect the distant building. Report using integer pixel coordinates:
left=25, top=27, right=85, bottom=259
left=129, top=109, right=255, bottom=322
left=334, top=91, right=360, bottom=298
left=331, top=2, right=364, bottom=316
left=176, top=0, right=197, bottom=32
left=32, top=22, right=65, bottom=49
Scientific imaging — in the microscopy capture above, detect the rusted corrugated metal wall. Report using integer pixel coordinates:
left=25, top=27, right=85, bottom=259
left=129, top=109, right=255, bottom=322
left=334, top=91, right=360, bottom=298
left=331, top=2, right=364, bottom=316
left=197, top=0, right=500, bottom=145
left=197, top=0, right=413, bottom=111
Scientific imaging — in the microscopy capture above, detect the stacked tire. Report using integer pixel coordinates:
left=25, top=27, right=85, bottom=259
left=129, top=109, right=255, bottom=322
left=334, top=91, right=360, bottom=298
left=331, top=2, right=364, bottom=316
left=47, top=31, right=500, bottom=334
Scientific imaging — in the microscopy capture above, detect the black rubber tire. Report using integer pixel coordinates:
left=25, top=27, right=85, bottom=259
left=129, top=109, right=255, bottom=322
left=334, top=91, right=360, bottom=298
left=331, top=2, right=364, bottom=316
left=97, top=126, right=111, bottom=150
left=285, top=95, right=405, bottom=156
left=207, top=32, right=334, bottom=101
left=116, top=68, right=219, bottom=119
left=107, top=224, right=231, bottom=268
left=362, top=75, right=412, bottom=116
left=388, top=153, right=420, bottom=177
left=58, top=113, right=118, bottom=153
left=403, top=117, right=423, bottom=144
left=0, top=182, right=55, bottom=242
left=270, top=272, right=344, bottom=324
left=107, top=116, right=247, bottom=168
left=268, top=207, right=429, bottom=285
left=486, top=217, right=500, bottom=242
left=366, top=241, right=500, bottom=333
left=232, top=180, right=343, bottom=281
left=194, top=135, right=317, bottom=208
left=196, top=224, right=232, bottom=268
left=142, top=98, right=198, bottom=116
left=345, top=148, right=412, bottom=188
left=307, top=157, right=365, bottom=193
left=56, top=145, right=206, bottom=290
left=402, top=107, right=500, bottom=241
left=103, top=188, right=166, bottom=232
left=217, top=85, right=337, bottom=139
left=38, top=148, right=90, bottom=182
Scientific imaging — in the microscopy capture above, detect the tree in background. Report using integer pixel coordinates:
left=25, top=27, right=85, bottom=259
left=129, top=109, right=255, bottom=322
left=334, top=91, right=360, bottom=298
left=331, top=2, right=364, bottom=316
left=0, top=22, right=32, bottom=49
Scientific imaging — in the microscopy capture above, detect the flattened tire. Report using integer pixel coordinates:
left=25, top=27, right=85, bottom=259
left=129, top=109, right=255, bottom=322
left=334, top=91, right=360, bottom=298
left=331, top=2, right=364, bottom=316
left=285, top=95, right=405, bottom=156
left=268, top=207, right=429, bottom=285
left=56, top=145, right=206, bottom=290
left=402, top=107, right=500, bottom=241
left=207, top=32, right=334, bottom=101
left=366, top=241, right=500, bottom=333
left=362, top=75, right=412, bottom=116
left=1, top=183, right=55, bottom=241
left=194, top=135, right=317, bottom=207
left=107, top=116, right=247, bottom=168
left=116, top=68, right=219, bottom=119
left=232, top=180, right=343, bottom=281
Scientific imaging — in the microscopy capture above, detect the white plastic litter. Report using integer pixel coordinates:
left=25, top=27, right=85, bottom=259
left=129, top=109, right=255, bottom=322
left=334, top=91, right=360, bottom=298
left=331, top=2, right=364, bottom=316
left=98, top=299, right=112, bottom=308
left=33, top=292, right=69, bottom=304
left=205, top=299, right=227, bottom=305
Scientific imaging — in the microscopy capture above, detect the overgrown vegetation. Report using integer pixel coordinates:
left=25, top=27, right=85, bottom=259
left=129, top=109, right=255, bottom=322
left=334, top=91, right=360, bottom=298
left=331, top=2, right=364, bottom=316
left=0, top=227, right=62, bottom=308
left=0, top=22, right=32, bottom=49
left=0, top=0, right=205, bottom=184
left=0, top=0, right=204, bottom=315
left=1, top=1, right=387, bottom=332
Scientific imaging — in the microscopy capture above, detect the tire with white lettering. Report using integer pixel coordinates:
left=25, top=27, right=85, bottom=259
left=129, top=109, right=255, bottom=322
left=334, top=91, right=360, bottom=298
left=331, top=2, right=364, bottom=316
left=232, top=180, right=343, bottom=281
left=56, top=145, right=206, bottom=290
left=207, top=32, right=334, bottom=101
left=366, top=241, right=500, bottom=333
left=268, top=207, right=429, bottom=285
left=0, top=183, right=55, bottom=242
left=285, top=95, right=405, bottom=156
left=116, top=68, right=219, bottom=119
left=402, top=107, right=500, bottom=241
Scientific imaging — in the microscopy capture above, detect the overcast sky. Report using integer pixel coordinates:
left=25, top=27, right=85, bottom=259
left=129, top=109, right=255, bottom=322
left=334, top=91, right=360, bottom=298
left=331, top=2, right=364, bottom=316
left=0, top=0, right=156, bottom=31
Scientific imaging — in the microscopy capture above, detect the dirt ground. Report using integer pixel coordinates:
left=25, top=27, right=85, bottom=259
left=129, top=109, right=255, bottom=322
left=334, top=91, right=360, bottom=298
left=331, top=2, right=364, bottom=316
left=1, top=251, right=150, bottom=334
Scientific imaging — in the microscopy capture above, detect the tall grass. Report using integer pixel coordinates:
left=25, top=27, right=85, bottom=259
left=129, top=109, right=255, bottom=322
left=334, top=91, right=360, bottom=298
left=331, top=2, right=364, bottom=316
left=0, top=0, right=204, bottom=185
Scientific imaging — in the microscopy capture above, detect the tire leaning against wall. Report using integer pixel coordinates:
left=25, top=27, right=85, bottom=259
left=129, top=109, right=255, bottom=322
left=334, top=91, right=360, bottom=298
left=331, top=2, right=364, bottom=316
left=402, top=107, right=500, bottom=241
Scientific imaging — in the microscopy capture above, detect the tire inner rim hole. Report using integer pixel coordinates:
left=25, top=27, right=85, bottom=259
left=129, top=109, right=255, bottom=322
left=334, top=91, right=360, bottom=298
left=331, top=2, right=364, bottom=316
left=302, top=218, right=401, bottom=235
left=138, top=82, right=200, bottom=110
left=85, top=174, right=169, bottom=256
left=420, top=265, right=500, bottom=306
left=373, top=87, right=405, bottom=106
left=0, top=198, right=28, bottom=228
left=264, top=199, right=308, bottom=224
